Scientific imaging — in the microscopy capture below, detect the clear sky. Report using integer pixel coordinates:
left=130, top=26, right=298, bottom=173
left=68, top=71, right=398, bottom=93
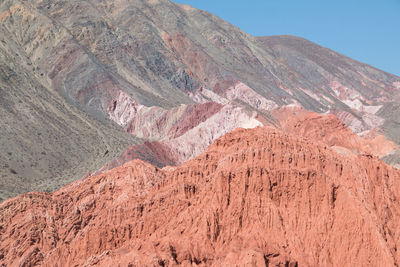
left=173, top=0, right=400, bottom=76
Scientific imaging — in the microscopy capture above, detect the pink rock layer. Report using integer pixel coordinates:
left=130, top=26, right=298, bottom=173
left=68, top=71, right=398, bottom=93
left=104, top=90, right=263, bottom=169
left=100, top=105, right=397, bottom=176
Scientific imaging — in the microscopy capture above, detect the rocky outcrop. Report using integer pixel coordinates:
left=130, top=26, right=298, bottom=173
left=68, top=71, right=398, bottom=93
left=273, top=106, right=397, bottom=158
left=107, top=90, right=225, bottom=141
left=100, top=106, right=398, bottom=172
left=1, top=126, right=399, bottom=266
left=102, top=102, right=263, bottom=169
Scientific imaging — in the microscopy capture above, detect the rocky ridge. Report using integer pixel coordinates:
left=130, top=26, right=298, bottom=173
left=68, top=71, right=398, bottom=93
left=97, top=107, right=397, bottom=175
left=1, top=124, right=400, bottom=266
left=273, top=106, right=397, bottom=158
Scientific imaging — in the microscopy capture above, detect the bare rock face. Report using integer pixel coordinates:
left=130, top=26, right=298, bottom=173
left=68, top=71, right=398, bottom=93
left=1, top=126, right=399, bottom=266
left=273, top=106, right=397, bottom=158
left=103, top=93, right=263, bottom=169
left=97, top=106, right=397, bottom=175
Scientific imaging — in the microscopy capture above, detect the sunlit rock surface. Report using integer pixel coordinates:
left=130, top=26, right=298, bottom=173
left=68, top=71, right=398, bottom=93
left=1, top=126, right=399, bottom=266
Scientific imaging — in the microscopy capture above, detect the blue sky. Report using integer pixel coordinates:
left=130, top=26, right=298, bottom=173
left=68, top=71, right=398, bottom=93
left=173, top=0, right=400, bottom=76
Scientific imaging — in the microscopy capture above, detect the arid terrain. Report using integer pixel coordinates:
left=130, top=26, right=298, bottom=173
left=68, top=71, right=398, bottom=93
left=1, top=116, right=400, bottom=266
left=1, top=0, right=400, bottom=200
left=1, top=0, right=400, bottom=266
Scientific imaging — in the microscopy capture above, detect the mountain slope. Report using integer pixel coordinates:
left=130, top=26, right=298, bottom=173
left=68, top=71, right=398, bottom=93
left=1, top=0, right=400, bottom=199
left=1, top=125, right=399, bottom=266
left=0, top=21, right=137, bottom=201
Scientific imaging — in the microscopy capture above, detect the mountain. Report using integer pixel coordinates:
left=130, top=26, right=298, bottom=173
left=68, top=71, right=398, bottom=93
left=0, top=19, right=138, bottom=201
left=1, top=0, right=400, bottom=200
left=1, top=118, right=399, bottom=266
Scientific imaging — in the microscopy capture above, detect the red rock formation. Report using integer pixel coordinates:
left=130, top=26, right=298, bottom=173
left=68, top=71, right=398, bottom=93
left=273, top=106, right=397, bottom=158
left=1, top=126, right=400, bottom=266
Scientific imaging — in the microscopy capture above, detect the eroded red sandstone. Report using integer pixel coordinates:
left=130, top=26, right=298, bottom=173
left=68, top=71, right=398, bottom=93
left=1, top=126, right=399, bottom=266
